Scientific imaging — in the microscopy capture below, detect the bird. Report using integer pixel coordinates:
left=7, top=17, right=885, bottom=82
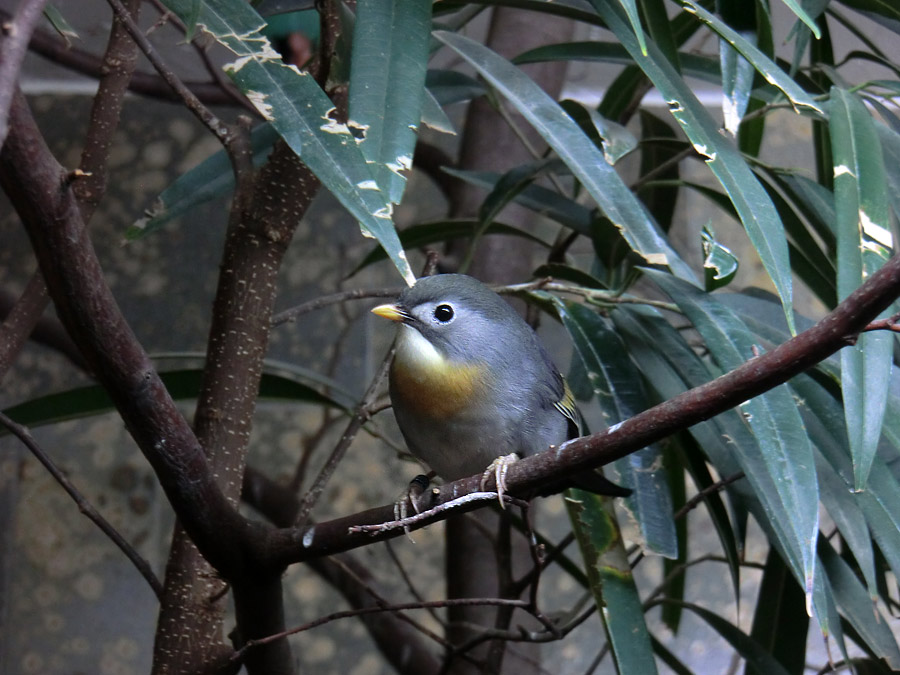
left=371, top=273, right=630, bottom=503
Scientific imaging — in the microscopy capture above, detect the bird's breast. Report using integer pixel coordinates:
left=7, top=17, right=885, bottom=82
left=390, top=327, right=488, bottom=419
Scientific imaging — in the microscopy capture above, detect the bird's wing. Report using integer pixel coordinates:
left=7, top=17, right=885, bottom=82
left=553, top=377, right=582, bottom=439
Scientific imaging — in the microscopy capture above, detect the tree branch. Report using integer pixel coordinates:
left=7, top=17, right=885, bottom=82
left=263, top=252, right=900, bottom=565
left=0, top=88, right=258, bottom=577
left=0, top=0, right=49, bottom=145
left=0, top=412, right=163, bottom=596
left=8, top=13, right=241, bottom=105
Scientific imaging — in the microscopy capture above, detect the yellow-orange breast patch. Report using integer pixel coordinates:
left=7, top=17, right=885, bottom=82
left=390, top=357, right=487, bottom=419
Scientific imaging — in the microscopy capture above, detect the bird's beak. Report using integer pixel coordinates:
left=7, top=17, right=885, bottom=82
left=371, top=303, right=407, bottom=322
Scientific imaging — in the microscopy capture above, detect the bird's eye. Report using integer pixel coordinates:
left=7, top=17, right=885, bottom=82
left=433, top=304, right=454, bottom=323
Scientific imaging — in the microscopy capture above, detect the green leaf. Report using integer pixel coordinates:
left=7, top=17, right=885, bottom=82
left=514, top=41, right=722, bottom=85
left=43, top=5, right=79, bottom=45
left=829, top=87, right=893, bottom=491
left=719, top=27, right=756, bottom=136
left=661, top=440, right=687, bottom=632
left=787, top=371, right=884, bottom=601
left=637, top=111, right=682, bottom=233
left=836, top=0, right=900, bottom=35
left=160, top=0, right=415, bottom=286
left=611, top=305, right=745, bottom=607
left=873, top=120, right=900, bottom=222
left=129, top=123, right=279, bottom=239
left=566, top=489, right=658, bottom=675
left=425, top=69, right=486, bottom=106
left=819, top=538, right=900, bottom=669
left=3, top=364, right=351, bottom=433
left=559, top=100, right=638, bottom=164
left=617, top=0, right=648, bottom=55
left=590, top=0, right=797, bottom=333
left=433, top=30, right=695, bottom=281
left=666, top=601, right=793, bottom=675
left=558, top=301, right=678, bottom=559
left=349, top=0, right=431, bottom=204
left=701, top=224, right=739, bottom=291
left=646, top=270, right=819, bottom=607
left=778, top=0, right=822, bottom=38
left=442, top=168, right=594, bottom=235
left=420, top=88, right=455, bottom=134
left=744, top=548, right=809, bottom=675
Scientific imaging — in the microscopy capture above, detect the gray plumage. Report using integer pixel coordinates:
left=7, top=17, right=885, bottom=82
left=383, top=274, right=629, bottom=497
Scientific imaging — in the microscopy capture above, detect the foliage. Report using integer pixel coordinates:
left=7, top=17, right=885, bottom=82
left=2, top=0, right=900, bottom=673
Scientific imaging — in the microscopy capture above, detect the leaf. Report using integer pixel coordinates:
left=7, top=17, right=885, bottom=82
left=442, top=167, right=594, bottom=235
left=873, top=120, right=900, bottom=222
left=514, top=41, right=722, bottom=85
left=129, top=123, right=280, bottom=239
left=617, top=0, right=648, bottom=55
left=666, top=601, right=793, bottom=675
left=558, top=301, right=678, bottom=559
left=2, top=364, right=351, bottom=433
left=420, top=88, right=456, bottom=135
left=829, top=87, right=893, bottom=490
left=836, top=0, right=900, bottom=36
left=433, top=30, right=695, bottom=280
left=701, top=224, right=739, bottom=291
left=611, top=305, right=745, bottom=607
left=744, top=548, right=809, bottom=675
left=819, top=538, right=900, bottom=669
left=590, top=0, right=797, bottom=333
left=43, top=5, right=79, bottom=45
left=637, top=110, right=682, bottom=232
left=645, top=270, right=819, bottom=608
left=559, top=100, right=638, bottom=164
left=778, top=0, right=822, bottom=38
left=719, top=28, right=756, bottom=136
left=349, top=0, right=431, bottom=204
left=425, top=69, right=486, bottom=106
left=566, top=489, right=659, bottom=675
left=160, top=0, right=416, bottom=286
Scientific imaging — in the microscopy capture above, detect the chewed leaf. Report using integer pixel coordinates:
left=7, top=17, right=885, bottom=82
left=160, top=0, right=415, bottom=286
left=701, top=225, right=739, bottom=291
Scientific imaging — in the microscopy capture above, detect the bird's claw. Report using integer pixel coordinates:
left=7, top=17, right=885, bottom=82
left=393, top=474, right=431, bottom=540
left=481, top=453, right=519, bottom=508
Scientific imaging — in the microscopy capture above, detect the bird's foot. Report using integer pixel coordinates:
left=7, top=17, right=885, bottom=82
left=481, top=453, right=519, bottom=508
left=393, top=474, right=433, bottom=539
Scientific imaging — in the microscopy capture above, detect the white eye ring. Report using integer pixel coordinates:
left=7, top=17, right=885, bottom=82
left=433, top=303, right=455, bottom=323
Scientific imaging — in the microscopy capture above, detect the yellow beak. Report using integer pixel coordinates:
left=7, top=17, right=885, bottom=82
left=371, top=303, right=406, bottom=322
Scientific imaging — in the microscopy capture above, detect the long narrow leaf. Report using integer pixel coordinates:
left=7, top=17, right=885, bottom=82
left=161, top=0, right=416, bottom=286
left=591, top=0, right=797, bottom=332
left=566, top=490, right=659, bottom=675
left=646, top=270, right=818, bottom=607
left=558, top=301, right=677, bottom=558
left=680, top=1, right=824, bottom=116
left=433, top=30, right=695, bottom=281
left=349, top=0, right=431, bottom=204
left=830, top=87, right=893, bottom=490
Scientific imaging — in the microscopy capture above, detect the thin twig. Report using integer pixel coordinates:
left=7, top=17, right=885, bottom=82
left=0, top=412, right=164, bottom=597
left=104, top=0, right=231, bottom=143
left=862, top=312, right=900, bottom=334
left=673, top=471, right=745, bottom=521
left=271, top=280, right=678, bottom=327
left=384, top=539, right=445, bottom=626
left=294, top=345, right=394, bottom=526
left=272, top=287, right=403, bottom=326
left=231, top=597, right=530, bottom=662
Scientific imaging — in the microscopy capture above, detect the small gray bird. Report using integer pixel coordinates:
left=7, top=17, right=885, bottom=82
left=371, top=273, right=630, bottom=498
